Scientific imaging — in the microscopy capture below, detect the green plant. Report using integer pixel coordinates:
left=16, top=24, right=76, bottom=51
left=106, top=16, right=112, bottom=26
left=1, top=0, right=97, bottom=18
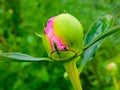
left=0, top=13, right=120, bottom=90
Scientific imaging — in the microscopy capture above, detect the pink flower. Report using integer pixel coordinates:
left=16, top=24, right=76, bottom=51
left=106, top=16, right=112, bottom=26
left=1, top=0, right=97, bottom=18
left=106, top=62, right=118, bottom=76
left=45, top=17, right=67, bottom=51
left=42, top=13, right=83, bottom=61
left=108, top=62, right=116, bottom=68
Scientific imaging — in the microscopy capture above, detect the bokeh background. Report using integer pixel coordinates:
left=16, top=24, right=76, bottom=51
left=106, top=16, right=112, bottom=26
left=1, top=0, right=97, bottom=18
left=0, top=0, right=120, bottom=90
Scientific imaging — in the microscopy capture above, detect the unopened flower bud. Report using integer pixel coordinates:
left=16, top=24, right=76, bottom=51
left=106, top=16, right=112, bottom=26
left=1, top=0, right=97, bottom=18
left=106, top=62, right=118, bottom=76
left=42, top=13, right=83, bottom=61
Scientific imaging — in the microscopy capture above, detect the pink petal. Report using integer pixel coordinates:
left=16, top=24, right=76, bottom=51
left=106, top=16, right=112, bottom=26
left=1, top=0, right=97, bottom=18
left=45, top=17, right=67, bottom=51
left=108, top=62, right=115, bottom=68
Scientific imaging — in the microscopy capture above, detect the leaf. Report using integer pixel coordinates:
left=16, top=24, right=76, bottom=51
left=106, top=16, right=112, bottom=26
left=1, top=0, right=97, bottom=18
left=81, top=15, right=114, bottom=66
left=84, top=25, right=120, bottom=49
left=0, top=52, right=53, bottom=62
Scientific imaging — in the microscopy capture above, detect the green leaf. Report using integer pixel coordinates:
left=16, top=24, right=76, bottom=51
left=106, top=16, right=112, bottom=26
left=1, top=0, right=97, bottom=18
left=0, top=52, right=53, bottom=62
left=81, top=15, right=114, bottom=66
left=85, top=25, right=120, bottom=49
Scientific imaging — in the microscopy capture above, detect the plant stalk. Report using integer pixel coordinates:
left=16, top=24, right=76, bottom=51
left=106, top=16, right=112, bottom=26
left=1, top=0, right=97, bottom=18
left=63, top=58, right=82, bottom=90
left=112, top=76, right=119, bottom=90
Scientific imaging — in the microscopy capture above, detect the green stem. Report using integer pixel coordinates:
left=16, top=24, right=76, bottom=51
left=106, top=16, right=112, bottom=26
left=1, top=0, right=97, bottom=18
left=63, top=58, right=82, bottom=90
left=112, top=76, right=119, bottom=90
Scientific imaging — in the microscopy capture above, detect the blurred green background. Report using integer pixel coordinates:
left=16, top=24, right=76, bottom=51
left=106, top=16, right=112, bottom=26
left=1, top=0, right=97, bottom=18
left=0, top=0, right=120, bottom=90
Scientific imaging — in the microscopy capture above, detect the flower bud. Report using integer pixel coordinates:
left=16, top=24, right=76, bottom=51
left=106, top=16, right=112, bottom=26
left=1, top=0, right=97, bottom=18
left=42, top=13, right=83, bottom=61
left=106, top=62, right=118, bottom=76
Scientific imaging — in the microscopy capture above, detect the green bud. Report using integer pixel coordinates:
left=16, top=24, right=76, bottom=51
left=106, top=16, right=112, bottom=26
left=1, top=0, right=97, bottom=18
left=106, top=62, right=118, bottom=76
left=42, top=13, right=83, bottom=61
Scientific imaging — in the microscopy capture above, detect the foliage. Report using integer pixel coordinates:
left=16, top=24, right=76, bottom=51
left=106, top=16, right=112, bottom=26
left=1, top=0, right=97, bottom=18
left=0, top=0, right=120, bottom=90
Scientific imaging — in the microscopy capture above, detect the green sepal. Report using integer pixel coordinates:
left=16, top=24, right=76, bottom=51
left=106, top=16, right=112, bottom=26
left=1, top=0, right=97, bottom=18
left=53, top=42, right=60, bottom=56
left=51, top=51, right=75, bottom=61
left=42, top=34, right=52, bottom=57
left=34, top=32, right=42, bottom=38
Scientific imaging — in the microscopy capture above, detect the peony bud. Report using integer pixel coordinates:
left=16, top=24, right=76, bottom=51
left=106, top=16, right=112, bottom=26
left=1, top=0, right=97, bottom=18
left=106, top=62, right=118, bottom=76
left=42, top=13, right=83, bottom=61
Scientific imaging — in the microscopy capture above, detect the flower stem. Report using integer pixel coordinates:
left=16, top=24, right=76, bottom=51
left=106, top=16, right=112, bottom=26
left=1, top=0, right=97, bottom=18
left=112, top=76, right=119, bottom=90
left=63, top=58, right=82, bottom=90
